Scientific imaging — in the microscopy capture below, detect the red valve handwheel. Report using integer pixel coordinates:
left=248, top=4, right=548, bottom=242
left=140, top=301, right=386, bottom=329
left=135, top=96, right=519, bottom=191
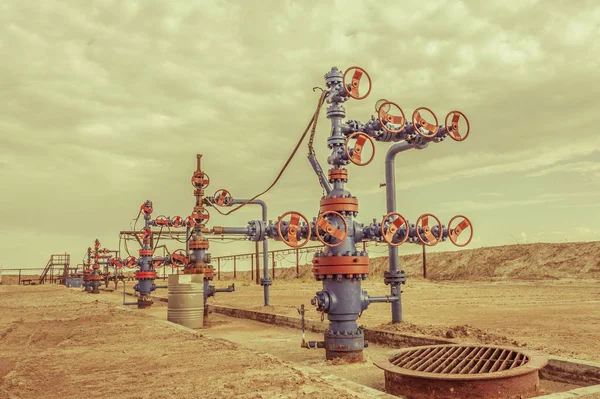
left=140, top=204, right=153, bottom=215
left=141, top=228, right=152, bottom=242
left=415, top=213, right=443, bottom=247
left=124, top=256, right=137, bottom=269
left=155, top=216, right=169, bottom=226
left=445, top=110, right=470, bottom=142
left=185, top=216, right=196, bottom=228
left=277, top=211, right=311, bottom=248
left=315, top=211, right=348, bottom=248
left=192, top=208, right=210, bottom=224
left=94, top=239, right=100, bottom=249
left=412, top=107, right=439, bottom=139
left=153, top=259, right=166, bottom=269
left=378, top=101, right=407, bottom=134
left=171, top=216, right=183, bottom=228
left=110, top=258, right=123, bottom=269
left=191, top=171, right=210, bottom=189
left=345, top=132, right=375, bottom=166
left=102, top=248, right=108, bottom=254
left=380, top=212, right=409, bottom=246
left=213, top=189, right=233, bottom=207
left=170, top=249, right=189, bottom=268
left=448, top=215, right=473, bottom=247
left=342, top=66, right=372, bottom=100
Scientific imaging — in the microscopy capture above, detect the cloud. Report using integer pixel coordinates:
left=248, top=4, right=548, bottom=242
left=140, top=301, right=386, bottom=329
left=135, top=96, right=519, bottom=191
left=354, top=143, right=600, bottom=197
left=1, top=0, right=600, bottom=268
left=438, top=197, right=563, bottom=213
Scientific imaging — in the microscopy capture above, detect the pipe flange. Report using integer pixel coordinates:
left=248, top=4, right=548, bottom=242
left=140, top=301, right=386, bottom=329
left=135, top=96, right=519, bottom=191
left=260, top=278, right=272, bottom=286
left=384, top=270, right=407, bottom=285
left=248, top=220, right=265, bottom=241
left=324, top=67, right=343, bottom=87
left=325, top=328, right=364, bottom=337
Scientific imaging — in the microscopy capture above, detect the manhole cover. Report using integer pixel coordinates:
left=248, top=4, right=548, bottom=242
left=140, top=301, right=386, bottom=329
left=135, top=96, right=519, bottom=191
left=375, top=344, right=548, bottom=399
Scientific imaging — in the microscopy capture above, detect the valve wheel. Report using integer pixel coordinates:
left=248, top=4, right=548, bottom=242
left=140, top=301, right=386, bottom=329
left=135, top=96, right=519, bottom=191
left=141, top=228, right=152, bottom=242
left=192, top=208, right=210, bottom=224
left=153, top=259, right=166, bottom=269
left=170, top=249, right=189, bottom=268
left=155, top=216, right=169, bottom=226
left=315, top=211, right=348, bottom=247
left=140, top=203, right=153, bottom=215
left=342, top=66, right=372, bottom=100
left=185, top=216, right=196, bottom=228
left=378, top=101, right=406, bottom=134
left=374, top=98, right=390, bottom=113
left=412, top=107, right=439, bottom=139
left=191, top=171, right=210, bottom=189
left=380, top=212, right=409, bottom=246
left=124, top=256, right=137, bottom=269
left=445, top=110, right=470, bottom=142
left=277, top=211, right=311, bottom=248
left=345, top=132, right=375, bottom=166
left=171, top=216, right=183, bottom=228
left=448, top=215, right=473, bottom=247
left=213, top=189, right=233, bottom=207
left=415, top=213, right=443, bottom=247
left=110, top=258, right=123, bottom=269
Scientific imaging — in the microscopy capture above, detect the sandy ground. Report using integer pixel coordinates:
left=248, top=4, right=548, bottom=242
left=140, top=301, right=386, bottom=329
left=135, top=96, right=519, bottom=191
left=0, top=285, right=387, bottom=399
left=196, top=278, right=600, bottom=362
left=113, top=288, right=587, bottom=395
left=2, top=283, right=600, bottom=399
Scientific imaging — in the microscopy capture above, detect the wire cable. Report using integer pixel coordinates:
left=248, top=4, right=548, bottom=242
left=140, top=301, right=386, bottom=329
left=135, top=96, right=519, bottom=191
left=211, top=90, right=328, bottom=216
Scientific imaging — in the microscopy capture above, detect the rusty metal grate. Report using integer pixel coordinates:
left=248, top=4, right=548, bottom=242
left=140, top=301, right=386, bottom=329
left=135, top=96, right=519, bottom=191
left=389, top=345, right=530, bottom=375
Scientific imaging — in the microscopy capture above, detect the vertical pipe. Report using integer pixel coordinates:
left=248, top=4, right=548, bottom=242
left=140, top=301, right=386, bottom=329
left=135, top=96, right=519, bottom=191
left=233, top=256, right=237, bottom=279
left=272, top=252, right=275, bottom=279
left=255, top=241, right=260, bottom=285
left=422, top=244, right=427, bottom=279
left=185, top=227, right=190, bottom=252
left=217, top=258, right=221, bottom=280
left=251, top=255, right=254, bottom=281
left=18, top=269, right=21, bottom=285
left=362, top=241, right=366, bottom=252
left=295, top=249, right=299, bottom=277
left=230, top=198, right=270, bottom=305
left=385, top=142, right=417, bottom=323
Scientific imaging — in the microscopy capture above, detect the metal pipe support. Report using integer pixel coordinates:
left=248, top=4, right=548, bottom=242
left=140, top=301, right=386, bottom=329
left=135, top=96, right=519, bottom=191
left=230, top=198, right=272, bottom=306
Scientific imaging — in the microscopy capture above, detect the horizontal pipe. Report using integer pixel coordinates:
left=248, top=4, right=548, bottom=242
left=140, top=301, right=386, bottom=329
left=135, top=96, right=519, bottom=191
left=214, top=226, right=248, bottom=235
left=368, top=295, right=400, bottom=303
left=154, top=285, right=168, bottom=289
left=302, top=340, right=325, bottom=349
left=214, top=283, right=235, bottom=293
left=123, top=301, right=138, bottom=306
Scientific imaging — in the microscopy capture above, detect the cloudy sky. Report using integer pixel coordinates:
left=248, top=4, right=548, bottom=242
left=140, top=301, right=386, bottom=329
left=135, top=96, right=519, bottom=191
left=1, top=0, right=599, bottom=272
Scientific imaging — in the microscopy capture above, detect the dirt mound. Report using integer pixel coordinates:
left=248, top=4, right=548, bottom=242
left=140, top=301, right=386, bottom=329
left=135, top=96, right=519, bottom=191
left=221, top=241, right=600, bottom=282
left=375, top=321, right=520, bottom=347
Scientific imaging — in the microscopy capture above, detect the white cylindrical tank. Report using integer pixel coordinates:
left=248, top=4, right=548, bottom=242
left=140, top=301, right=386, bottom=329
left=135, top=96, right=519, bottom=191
left=167, top=274, right=204, bottom=329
